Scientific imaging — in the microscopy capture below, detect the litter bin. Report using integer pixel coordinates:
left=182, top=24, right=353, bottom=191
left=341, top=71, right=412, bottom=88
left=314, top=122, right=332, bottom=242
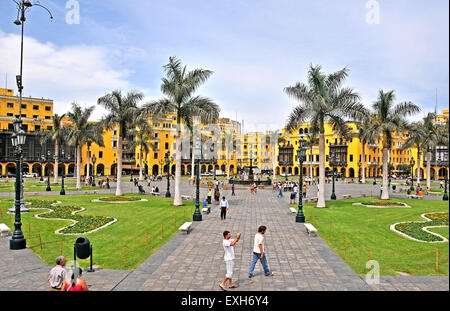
left=74, top=236, right=90, bottom=259
left=392, top=185, right=397, bottom=191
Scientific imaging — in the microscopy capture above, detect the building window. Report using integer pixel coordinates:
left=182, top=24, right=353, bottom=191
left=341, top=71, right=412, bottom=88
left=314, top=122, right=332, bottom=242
left=33, top=115, right=38, bottom=119
left=7, top=102, right=14, bottom=108
left=35, top=125, right=40, bottom=131
left=350, top=154, right=353, bottom=162
left=113, top=129, right=118, bottom=135
left=154, top=152, right=158, bottom=159
left=113, top=141, right=117, bottom=148
left=8, top=123, right=14, bottom=131
left=165, top=134, right=168, bottom=138
left=21, top=104, right=27, bottom=109
left=99, top=151, right=103, bottom=158
left=45, top=106, right=51, bottom=111
left=7, top=113, right=13, bottom=117
left=155, top=132, right=158, bottom=138
left=33, top=105, right=39, bottom=110
left=165, top=142, right=169, bottom=150
left=45, top=116, right=51, bottom=119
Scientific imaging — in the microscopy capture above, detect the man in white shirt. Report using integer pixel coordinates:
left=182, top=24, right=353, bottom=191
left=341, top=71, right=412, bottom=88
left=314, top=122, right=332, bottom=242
left=220, top=196, right=229, bottom=220
left=248, top=226, right=273, bottom=278
left=48, top=256, right=67, bottom=291
left=219, top=231, right=241, bottom=290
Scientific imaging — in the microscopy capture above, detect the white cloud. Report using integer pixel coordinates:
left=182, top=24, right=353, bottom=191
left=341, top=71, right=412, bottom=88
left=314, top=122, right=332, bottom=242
left=0, top=30, right=133, bottom=120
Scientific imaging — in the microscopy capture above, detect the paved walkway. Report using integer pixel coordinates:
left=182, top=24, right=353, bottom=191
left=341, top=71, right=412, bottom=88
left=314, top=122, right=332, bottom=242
left=0, top=182, right=448, bottom=291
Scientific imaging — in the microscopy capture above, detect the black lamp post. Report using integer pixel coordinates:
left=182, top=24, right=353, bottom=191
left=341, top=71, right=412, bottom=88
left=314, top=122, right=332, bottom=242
left=358, top=161, right=362, bottom=183
left=60, top=149, right=66, bottom=195
left=193, top=134, right=202, bottom=221
left=213, top=156, right=217, bottom=181
left=443, top=166, right=448, bottom=201
left=296, top=138, right=306, bottom=223
left=159, top=158, right=165, bottom=176
left=164, top=151, right=171, bottom=198
left=330, top=148, right=336, bottom=200
left=9, top=119, right=27, bottom=250
left=92, top=154, right=97, bottom=187
left=42, top=150, right=52, bottom=191
left=410, top=158, right=415, bottom=191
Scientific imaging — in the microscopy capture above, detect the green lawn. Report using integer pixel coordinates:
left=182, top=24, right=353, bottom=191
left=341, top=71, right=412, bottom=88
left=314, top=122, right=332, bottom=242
left=291, top=197, right=449, bottom=276
left=0, top=194, right=196, bottom=270
left=0, top=182, right=99, bottom=192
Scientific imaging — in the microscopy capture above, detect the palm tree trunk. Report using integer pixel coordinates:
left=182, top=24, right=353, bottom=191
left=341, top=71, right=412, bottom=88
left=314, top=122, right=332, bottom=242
left=191, top=148, right=195, bottom=180
left=173, top=133, right=183, bottom=206
left=116, top=137, right=123, bottom=196
left=139, top=151, right=143, bottom=181
left=86, top=147, right=90, bottom=184
left=310, top=147, right=313, bottom=182
left=362, top=143, right=366, bottom=184
left=317, top=133, right=326, bottom=208
left=426, top=151, right=431, bottom=189
left=54, top=141, right=59, bottom=184
left=76, top=143, right=81, bottom=189
left=381, top=147, right=389, bottom=200
left=416, top=151, right=421, bottom=186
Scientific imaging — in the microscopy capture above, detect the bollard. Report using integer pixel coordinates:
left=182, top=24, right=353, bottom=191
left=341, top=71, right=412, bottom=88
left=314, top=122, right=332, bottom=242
left=161, top=224, right=164, bottom=239
left=436, top=248, right=439, bottom=273
left=124, top=244, right=127, bottom=268
left=60, top=240, right=63, bottom=256
left=39, top=231, right=43, bottom=250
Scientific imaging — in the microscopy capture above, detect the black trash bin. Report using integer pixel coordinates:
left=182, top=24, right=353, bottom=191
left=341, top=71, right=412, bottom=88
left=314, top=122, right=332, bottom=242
left=392, top=185, right=397, bottom=191
left=75, top=236, right=90, bottom=259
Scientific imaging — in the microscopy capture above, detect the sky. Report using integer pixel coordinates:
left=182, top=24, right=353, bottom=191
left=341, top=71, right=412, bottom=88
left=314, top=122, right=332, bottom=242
left=0, top=0, right=448, bottom=133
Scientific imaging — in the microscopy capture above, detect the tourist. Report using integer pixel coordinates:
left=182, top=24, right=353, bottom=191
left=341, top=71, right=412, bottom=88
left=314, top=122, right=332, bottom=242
left=219, top=231, right=241, bottom=291
left=48, top=256, right=67, bottom=291
left=214, top=187, right=220, bottom=205
left=254, top=182, right=258, bottom=194
left=231, top=183, right=236, bottom=196
left=155, top=186, right=159, bottom=193
left=207, top=188, right=212, bottom=204
left=203, top=197, right=210, bottom=214
left=220, top=196, right=229, bottom=220
left=440, top=180, right=444, bottom=189
left=248, top=226, right=274, bottom=278
left=277, top=184, right=283, bottom=198
left=61, top=267, right=89, bottom=291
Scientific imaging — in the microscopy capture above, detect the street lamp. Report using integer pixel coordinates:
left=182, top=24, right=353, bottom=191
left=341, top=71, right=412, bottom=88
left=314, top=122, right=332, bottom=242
left=358, top=161, right=362, bottom=183
left=296, top=138, right=306, bottom=223
left=212, top=156, right=217, bottom=181
left=443, top=166, right=448, bottom=201
left=164, top=151, right=171, bottom=198
left=9, top=120, right=27, bottom=250
left=193, top=133, right=202, bottom=221
left=41, top=150, right=52, bottom=191
left=92, top=154, right=97, bottom=187
left=330, top=148, right=336, bottom=200
left=410, top=158, right=415, bottom=191
left=60, top=148, right=69, bottom=195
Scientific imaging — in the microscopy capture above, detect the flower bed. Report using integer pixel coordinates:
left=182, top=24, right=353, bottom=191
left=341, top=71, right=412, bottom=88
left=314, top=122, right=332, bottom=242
left=353, top=200, right=410, bottom=208
left=391, top=213, right=449, bottom=243
left=31, top=200, right=116, bottom=235
left=98, top=196, right=141, bottom=202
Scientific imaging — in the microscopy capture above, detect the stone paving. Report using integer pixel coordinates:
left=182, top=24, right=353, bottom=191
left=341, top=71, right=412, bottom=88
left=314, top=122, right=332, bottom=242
left=0, top=180, right=448, bottom=291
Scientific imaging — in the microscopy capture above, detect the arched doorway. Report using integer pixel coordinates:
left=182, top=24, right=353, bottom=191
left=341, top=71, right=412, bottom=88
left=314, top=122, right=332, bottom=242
left=57, top=163, right=64, bottom=176
left=302, top=167, right=307, bottom=175
left=152, top=164, right=159, bottom=176
left=208, top=165, right=213, bottom=173
left=32, top=163, right=42, bottom=176
left=294, top=167, right=299, bottom=175
left=111, top=164, right=117, bottom=176
left=96, top=164, right=105, bottom=176
left=275, top=167, right=280, bottom=175
left=44, top=164, right=54, bottom=176
left=171, top=164, right=176, bottom=175
left=229, top=165, right=234, bottom=175
left=288, top=167, right=292, bottom=174
left=187, top=164, right=192, bottom=175
left=6, top=163, right=16, bottom=176
left=221, top=164, right=226, bottom=172
left=22, top=163, right=30, bottom=175
left=349, top=168, right=355, bottom=178
left=68, top=164, right=76, bottom=175
left=341, top=168, right=346, bottom=177
left=201, top=165, right=206, bottom=174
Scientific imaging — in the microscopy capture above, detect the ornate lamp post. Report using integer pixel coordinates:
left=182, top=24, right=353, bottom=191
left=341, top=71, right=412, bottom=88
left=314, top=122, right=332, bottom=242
left=410, top=157, right=415, bottom=191
left=42, top=150, right=52, bottom=191
left=212, top=156, right=217, bottom=181
left=159, top=158, right=165, bottom=176
left=60, top=148, right=66, bottom=195
left=91, top=154, right=97, bottom=187
left=164, top=151, right=171, bottom=198
left=9, top=120, right=27, bottom=250
left=193, top=132, right=202, bottom=221
left=358, top=161, right=362, bottom=183
left=329, top=147, right=337, bottom=200
left=443, top=165, right=448, bottom=201
left=296, top=138, right=306, bottom=223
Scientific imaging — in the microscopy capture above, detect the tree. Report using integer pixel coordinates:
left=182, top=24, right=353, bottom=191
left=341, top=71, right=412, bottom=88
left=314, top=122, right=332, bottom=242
left=355, top=115, right=378, bottom=184
left=97, top=90, right=144, bottom=196
left=421, top=113, right=441, bottom=189
left=37, top=113, right=67, bottom=184
left=126, top=115, right=156, bottom=181
left=304, top=131, right=319, bottom=182
left=66, top=103, right=103, bottom=189
left=371, top=90, right=420, bottom=199
left=84, top=124, right=105, bottom=183
left=143, top=56, right=219, bottom=206
left=284, top=64, right=367, bottom=208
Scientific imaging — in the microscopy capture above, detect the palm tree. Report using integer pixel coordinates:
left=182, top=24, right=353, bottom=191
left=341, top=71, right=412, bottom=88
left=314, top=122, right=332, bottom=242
left=370, top=90, right=420, bottom=199
left=356, top=115, right=378, bottom=184
left=37, top=114, right=67, bottom=184
left=97, top=90, right=144, bottom=196
left=66, top=103, right=102, bottom=189
left=84, top=126, right=105, bottom=183
left=304, top=131, right=319, bottom=182
left=422, top=113, right=441, bottom=189
left=143, top=56, right=220, bottom=206
left=402, top=121, right=426, bottom=187
left=284, top=64, right=367, bottom=208
left=126, top=115, right=156, bottom=181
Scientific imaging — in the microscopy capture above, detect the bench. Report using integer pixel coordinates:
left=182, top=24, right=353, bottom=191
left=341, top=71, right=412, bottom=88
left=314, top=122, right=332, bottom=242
left=342, top=194, right=352, bottom=199
left=407, top=194, right=424, bottom=200
left=181, top=195, right=193, bottom=201
left=289, top=207, right=297, bottom=215
left=179, top=222, right=192, bottom=234
left=304, top=223, right=317, bottom=237
left=308, top=197, right=318, bottom=203
left=0, top=224, right=11, bottom=237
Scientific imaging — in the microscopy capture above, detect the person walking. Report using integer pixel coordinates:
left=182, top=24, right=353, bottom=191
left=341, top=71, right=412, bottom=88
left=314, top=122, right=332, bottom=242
left=203, top=197, right=210, bottom=214
left=220, top=196, right=229, bottom=220
left=231, top=183, right=236, bottom=196
left=214, top=187, right=220, bottom=205
left=219, top=231, right=241, bottom=291
left=207, top=188, right=212, bottom=204
left=277, top=184, right=283, bottom=198
left=248, top=226, right=273, bottom=278
left=48, top=256, right=67, bottom=291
